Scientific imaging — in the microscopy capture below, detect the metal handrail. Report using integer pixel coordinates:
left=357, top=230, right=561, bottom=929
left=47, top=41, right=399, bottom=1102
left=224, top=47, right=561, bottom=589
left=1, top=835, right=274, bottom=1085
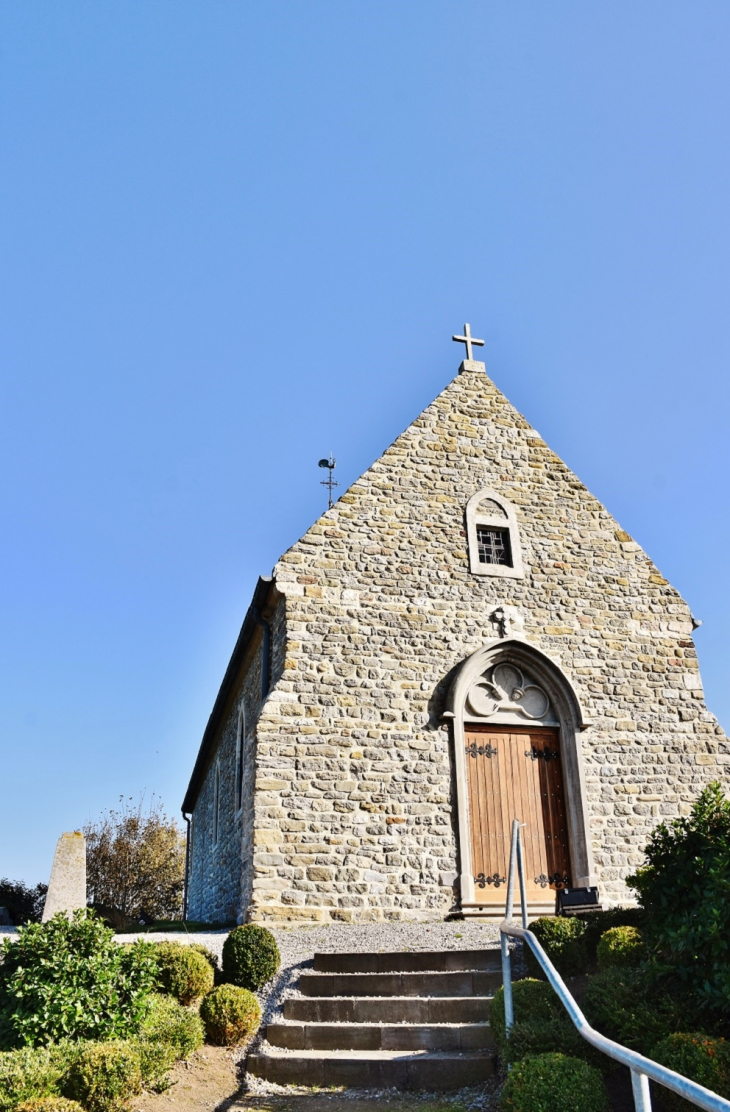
left=499, top=819, right=730, bottom=1112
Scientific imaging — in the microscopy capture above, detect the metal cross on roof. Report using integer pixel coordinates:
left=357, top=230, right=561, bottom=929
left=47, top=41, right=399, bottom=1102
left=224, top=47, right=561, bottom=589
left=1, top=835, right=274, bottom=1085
left=452, top=322, right=485, bottom=361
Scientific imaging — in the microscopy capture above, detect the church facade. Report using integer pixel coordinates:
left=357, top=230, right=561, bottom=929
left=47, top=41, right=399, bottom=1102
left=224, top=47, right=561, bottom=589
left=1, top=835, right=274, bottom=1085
left=182, top=346, right=727, bottom=924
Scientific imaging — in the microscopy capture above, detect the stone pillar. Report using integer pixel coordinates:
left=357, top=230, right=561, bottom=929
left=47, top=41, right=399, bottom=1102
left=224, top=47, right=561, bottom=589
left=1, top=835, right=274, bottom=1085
left=42, top=832, right=87, bottom=922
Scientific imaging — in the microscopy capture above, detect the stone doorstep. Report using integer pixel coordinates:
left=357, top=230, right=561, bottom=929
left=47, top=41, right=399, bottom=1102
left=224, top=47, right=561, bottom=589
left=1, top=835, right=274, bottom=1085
left=283, top=995, right=494, bottom=1024
left=245, top=1048, right=495, bottom=1090
left=265, top=1021, right=494, bottom=1052
left=299, top=970, right=501, bottom=998
left=312, top=948, right=501, bottom=974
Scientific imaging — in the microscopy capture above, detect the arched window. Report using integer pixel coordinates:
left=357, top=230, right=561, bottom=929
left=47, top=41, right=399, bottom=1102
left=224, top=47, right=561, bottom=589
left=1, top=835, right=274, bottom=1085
left=465, top=489, right=524, bottom=579
left=235, top=708, right=245, bottom=814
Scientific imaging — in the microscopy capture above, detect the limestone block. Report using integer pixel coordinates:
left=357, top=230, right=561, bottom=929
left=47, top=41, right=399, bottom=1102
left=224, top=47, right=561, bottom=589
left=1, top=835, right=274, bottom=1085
left=42, top=832, right=86, bottom=921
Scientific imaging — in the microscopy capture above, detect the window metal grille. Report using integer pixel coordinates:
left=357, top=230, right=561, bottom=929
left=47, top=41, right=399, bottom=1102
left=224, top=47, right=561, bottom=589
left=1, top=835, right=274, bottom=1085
left=476, top=526, right=512, bottom=566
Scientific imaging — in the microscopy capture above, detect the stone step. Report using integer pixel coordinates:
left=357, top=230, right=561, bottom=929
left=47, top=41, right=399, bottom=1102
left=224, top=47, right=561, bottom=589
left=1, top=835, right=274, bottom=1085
left=284, top=995, right=493, bottom=1024
left=266, top=1021, right=494, bottom=1051
left=313, top=948, right=500, bottom=974
left=246, top=1048, right=495, bottom=1090
left=299, top=969, right=500, bottom=998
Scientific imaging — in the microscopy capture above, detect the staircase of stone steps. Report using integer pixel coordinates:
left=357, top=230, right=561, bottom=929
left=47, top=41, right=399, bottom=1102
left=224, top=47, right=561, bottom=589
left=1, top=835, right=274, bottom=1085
left=246, top=947, right=500, bottom=1090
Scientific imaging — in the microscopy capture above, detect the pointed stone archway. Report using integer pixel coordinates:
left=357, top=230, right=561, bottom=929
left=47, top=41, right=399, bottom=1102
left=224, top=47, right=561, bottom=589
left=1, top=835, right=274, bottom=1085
left=443, top=638, right=595, bottom=918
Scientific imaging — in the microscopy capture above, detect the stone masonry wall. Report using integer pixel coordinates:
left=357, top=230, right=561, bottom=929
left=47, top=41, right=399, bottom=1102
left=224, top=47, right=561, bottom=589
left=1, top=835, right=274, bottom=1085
left=187, top=625, right=265, bottom=923
left=246, top=362, right=728, bottom=923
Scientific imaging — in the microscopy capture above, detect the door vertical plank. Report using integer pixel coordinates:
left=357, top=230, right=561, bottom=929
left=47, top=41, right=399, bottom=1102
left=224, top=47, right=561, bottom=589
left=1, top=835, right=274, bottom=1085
left=463, top=724, right=567, bottom=908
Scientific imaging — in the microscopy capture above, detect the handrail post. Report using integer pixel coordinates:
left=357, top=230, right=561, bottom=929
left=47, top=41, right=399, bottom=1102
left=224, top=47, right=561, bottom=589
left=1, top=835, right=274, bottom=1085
left=631, top=1070, right=652, bottom=1112
left=516, top=823, right=528, bottom=928
left=501, top=819, right=520, bottom=1035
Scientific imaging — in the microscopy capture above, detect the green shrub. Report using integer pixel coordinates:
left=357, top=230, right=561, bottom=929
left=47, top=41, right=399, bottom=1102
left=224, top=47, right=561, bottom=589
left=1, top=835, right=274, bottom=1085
left=199, top=985, right=260, bottom=1046
left=16, top=1099, right=84, bottom=1112
left=134, top=1041, right=176, bottom=1093
left=0, top=912, right=158, bottom=1049
left=137, top=994, right=204, bottom=1060
left=189, top=944, right=219, bottom=974
left=584, top=967, right=698, bottom=1055
left=490, top=980, right=578, bottom=1059
left=578, top=906, right=644, bottom=967
left=0, top=1047, right=65, bottom=1112
left=525, top=917, right=589, bottom=978
left=500, top=1052, right=609, bottom=1112
left=596, top=925, right=644, bottom=970
left=627, top=782, right=730, bottom=1014
left=651, top=1033, right=730, bottom=1111
left=61, top=1042, right=141, bottom=1112
left=221, top=925, right=279, bottom=991
left=153, top=943, right=214, bottom=1005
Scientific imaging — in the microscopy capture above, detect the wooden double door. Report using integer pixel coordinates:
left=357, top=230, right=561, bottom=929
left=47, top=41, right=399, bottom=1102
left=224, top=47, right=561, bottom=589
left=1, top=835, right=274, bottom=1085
left=465, top=724, right=571, bottom=907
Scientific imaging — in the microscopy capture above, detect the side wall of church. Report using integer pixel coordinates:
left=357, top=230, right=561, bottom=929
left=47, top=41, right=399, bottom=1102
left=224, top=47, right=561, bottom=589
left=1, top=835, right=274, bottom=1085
left=187, top=614, right=272, bottom=923
left=246, top=365, right=727, bottom=923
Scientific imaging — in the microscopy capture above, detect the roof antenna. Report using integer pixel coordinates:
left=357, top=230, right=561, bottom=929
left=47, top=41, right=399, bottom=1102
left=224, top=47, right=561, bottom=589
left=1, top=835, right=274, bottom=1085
left=318, top=454, right=339, bottom=509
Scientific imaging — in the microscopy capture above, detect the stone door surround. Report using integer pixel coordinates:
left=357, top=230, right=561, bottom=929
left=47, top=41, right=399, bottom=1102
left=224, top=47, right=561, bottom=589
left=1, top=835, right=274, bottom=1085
left=443, top=638, right=595, bottom=915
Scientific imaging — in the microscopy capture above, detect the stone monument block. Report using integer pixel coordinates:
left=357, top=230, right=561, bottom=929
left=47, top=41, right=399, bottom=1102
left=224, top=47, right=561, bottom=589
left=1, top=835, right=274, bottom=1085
left=42, top=831, right=86, bottom=922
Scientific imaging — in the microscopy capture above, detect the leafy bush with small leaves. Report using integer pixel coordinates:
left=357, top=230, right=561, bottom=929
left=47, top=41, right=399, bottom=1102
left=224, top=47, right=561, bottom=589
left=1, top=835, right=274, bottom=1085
left=221, top=925, right=279, bottom=991
left=490, top=980, right=578, bottom=1059
left=525, top=916, right=589, bottom=978
left=596, top=926, right=644, bottom=970
left=152, top=943, right=214, bottom=1005
left=199, top=985, right=260, bottom=1046
left=651, top=1033, right=730, bottom=1111
left=627, top=782, right=730, bottom=1014
left=500, top=1053, right=609, bottom=1112
left=189, top=944, right=218, bottom=974
left=578, top=907, right=644, bottom=967
left=133, top=1041, right=176, bottom=1094
left=0, top=912, right=158, bottom=1049
left=0, top=1046, right=67, bottom=1112
left=137, top=995, right=204, bottom=1060
left=16, top=1098, right=84, bottom=1112
left=584, top=967, right=700, bottom=1055
left=61, top=1042, right=141, bottom=1112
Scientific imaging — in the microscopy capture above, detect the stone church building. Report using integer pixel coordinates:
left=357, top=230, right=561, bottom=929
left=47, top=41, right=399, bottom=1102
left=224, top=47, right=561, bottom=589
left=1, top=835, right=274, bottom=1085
left=182, top=336, right=727, bottom=924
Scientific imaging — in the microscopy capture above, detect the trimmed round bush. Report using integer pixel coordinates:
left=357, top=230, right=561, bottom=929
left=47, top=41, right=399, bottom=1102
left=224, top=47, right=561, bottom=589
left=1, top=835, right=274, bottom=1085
left=651, top=1033, right=730, bottom=1111
left=526, top=917, right=589, bottom=978
left=490, top=979, right=581, bottom=1061
left=580, top=907, right=644, bottom=967
left=189, top=944, right=219, bottom=974
left=61, top=1042, right=142, bottom=1112
left=596, top=926, right=643, bottom=970
left=138, top=994, right=204, bottom=1060
left=16, top=1099, right=84, bottom=1112
left=500, top=1052, right=609, bottom=1112
left=199, top=985, right=260, bottom=1046
left=221, top=925, right=279, bottom=991
left=153, top=943, right=214, bottom=1005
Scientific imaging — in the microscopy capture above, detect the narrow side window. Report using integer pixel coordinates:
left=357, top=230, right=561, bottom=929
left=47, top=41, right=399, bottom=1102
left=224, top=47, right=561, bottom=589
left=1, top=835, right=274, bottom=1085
left=213, top=761, right=220, bottom=846
left=235, top=709, right=245, bottom=813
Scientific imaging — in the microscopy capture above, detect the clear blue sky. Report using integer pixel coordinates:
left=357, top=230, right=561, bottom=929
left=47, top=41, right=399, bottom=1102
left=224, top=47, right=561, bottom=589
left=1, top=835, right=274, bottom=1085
left=2, top=2, right=729, bottom=884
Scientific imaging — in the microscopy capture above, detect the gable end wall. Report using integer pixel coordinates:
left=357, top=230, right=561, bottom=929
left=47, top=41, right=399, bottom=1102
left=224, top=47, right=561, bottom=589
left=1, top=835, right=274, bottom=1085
left=245, top=366, right=727, bottom=923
